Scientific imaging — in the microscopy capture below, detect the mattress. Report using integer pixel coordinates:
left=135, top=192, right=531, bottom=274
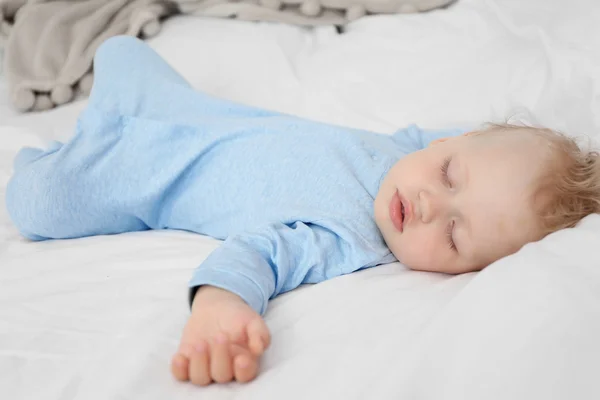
left=2, top=0, right=600, bottom=399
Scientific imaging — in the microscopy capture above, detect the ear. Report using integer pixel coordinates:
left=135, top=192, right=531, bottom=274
left=428, top=131, right=478, bottom=147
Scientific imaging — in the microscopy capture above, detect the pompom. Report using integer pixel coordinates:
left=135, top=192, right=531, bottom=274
left=301, top=0, right=321, bottom=17
left=51, top=84, right=74, bottom=105
left=32, top=94, right=53, bottom=112
left=346, top=5, right=366, bottom=21
left=142, top=19, right=161, bottom=38
left=12, top=88, right=35, bottom=112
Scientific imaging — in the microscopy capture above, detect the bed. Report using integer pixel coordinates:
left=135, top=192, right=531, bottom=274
left=2, top=0, right=600, bottom=398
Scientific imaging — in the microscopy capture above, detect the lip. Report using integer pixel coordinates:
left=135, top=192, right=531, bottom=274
left=389, top=191, right=404, bottom=232
left=399, top=192, right=412, bottom=226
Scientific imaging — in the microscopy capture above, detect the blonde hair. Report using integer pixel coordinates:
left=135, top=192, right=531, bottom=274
left=484, top=123, right=600, bottom=237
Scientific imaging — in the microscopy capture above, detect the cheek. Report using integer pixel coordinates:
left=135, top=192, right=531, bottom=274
left=391, top=225, right=445, bottom=270
left=391, top=157, right=421, bottom=183
left=389, top=156, right=438, bottom=194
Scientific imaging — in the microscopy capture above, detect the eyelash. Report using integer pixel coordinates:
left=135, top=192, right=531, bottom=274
left=440, top=157, right=457, bottom=252
left=440, top=156, right=452, bottom=188
left=446, top=221, right=457, bottom=252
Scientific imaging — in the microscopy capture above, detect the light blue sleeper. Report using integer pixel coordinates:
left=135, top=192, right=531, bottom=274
left=5, top=36, right=465, bottom=315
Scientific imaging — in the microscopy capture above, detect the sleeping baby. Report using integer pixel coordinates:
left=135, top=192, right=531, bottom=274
left=6, top=36, right=600, bottom=386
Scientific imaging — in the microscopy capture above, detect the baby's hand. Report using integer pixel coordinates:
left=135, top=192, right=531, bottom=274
left=171, top=286, right=271, bottom=385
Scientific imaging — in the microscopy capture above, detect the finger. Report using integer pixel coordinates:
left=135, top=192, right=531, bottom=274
left=228, top=343, right=259, bottom=383
left=246, top=318, right=270, bottom=356
left=229, top=342, right=252, bottom=358
left=210, top=334, right=234, bottom=383
left=189, top=340, right=212, bottom=386
left=234, top=353, right=259, bottom=383
left=177, top=342, right=195, bottom=359
left=171, top=353, right=190, bottom=382
left=261, top=326, right=271, bottom=349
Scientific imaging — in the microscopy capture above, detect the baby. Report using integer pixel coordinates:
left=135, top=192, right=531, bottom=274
left=6, top=36, right=600, bottom=386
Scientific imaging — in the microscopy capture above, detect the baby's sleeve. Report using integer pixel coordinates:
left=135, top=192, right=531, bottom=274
left=392, top=124, right=470, bottom=153
left=188, top=221, right=364, bottom=316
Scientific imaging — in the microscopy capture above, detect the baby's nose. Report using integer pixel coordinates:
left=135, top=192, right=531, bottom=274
left=419, top=190, right=443, bottom=223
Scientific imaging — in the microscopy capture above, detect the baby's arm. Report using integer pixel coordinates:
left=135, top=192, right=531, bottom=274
left=172, top=285, right=269, bottom=385
left=172, top=221, right=365, bottom=385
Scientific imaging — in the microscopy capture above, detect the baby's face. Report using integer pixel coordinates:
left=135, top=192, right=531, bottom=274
left=374, top=131, right=546, bottom=274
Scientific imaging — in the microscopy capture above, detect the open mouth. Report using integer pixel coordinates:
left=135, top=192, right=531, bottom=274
left=401, top=201, right=405, bottom=223
left=389, top=191, right=405, bottom=232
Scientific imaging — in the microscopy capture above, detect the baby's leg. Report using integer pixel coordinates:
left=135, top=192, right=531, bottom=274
left=5, top=138, right=148, bottom=241
left=89, top=36, right=279, bottom=125
left=5, top=36, right=282, bottom=241
left=12, top=142, right=61, bottom=171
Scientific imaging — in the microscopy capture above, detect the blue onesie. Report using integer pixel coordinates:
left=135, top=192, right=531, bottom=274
left=5, top=37, right=465, bottom=315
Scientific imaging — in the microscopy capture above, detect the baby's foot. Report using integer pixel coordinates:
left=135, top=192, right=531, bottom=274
left=171, top=286, right=271, bottom=385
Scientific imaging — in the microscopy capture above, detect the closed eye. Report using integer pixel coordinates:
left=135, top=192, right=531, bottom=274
left=440, top=156, right=452, bottom=188
left=446, top=220, right=457, bottom=252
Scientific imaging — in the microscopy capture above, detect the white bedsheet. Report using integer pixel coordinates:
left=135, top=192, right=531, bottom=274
left=2, top=0, right=600, bottom=399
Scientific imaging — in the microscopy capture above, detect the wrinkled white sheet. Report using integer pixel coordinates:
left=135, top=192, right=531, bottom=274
left=2, top=0, right=600, bottom=398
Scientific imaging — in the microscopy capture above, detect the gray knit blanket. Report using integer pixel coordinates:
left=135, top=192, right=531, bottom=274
left=0, top=0, right=455, bottom=112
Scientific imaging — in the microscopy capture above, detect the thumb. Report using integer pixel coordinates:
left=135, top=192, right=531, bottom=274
left=246, top=317, right=271, bottom=356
